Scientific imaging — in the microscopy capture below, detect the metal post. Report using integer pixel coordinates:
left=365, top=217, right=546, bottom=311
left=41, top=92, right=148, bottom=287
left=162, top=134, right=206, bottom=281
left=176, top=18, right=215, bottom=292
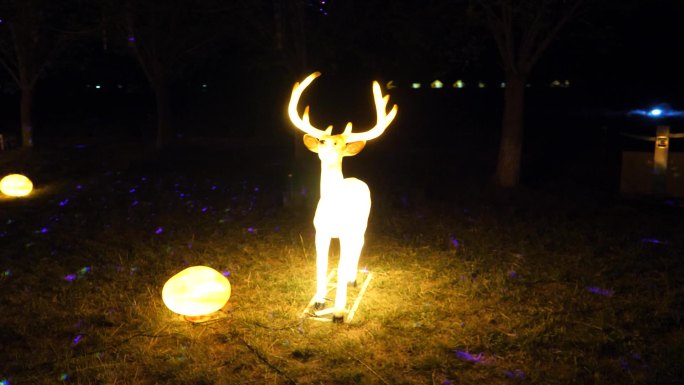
left=653, top=125, right=670, bottom=195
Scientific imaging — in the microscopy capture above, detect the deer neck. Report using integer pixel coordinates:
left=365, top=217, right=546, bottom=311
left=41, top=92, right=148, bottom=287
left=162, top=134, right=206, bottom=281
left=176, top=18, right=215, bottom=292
left=319, top=161, right=345, bottom=198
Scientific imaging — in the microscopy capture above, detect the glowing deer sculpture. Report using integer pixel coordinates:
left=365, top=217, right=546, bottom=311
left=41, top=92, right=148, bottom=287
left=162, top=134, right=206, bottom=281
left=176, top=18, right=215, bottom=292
left=288, top=72, right=397, bottom=321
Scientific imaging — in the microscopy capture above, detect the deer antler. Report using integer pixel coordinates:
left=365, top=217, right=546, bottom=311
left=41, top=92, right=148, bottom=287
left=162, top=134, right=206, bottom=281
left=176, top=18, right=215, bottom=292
left=288, top=72, right=397, bottom=142
left=288, top=72, right=330, bottom=139
left=343, top=81, right=397, bottom=142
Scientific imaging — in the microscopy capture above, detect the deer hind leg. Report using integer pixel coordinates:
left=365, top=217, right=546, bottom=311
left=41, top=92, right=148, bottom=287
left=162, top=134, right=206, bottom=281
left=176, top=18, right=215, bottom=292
left=340, top=234, right=364, bottom=286
left=332, top=234, right=365, bottom=321
left=314, top=232, right=331, bottom=308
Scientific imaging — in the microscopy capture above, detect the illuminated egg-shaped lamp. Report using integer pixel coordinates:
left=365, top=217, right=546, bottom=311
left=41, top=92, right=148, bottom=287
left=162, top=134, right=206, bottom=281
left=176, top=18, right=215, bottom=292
left=162, top=266, right=231, bottom=321
left=0, top=174, right=33, bottom=197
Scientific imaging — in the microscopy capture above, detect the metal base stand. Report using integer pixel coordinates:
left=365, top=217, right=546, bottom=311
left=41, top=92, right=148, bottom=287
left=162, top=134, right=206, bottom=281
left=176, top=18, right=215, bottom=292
left=301, top=269, right=373, bottom=324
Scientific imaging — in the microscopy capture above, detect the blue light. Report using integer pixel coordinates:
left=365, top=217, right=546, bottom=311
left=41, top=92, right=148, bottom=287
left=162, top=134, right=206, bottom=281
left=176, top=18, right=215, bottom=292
left=628, top=103, right=684, bottom=119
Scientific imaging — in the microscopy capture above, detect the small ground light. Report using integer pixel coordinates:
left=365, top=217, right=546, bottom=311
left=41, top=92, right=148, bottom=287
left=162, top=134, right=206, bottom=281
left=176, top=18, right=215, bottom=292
left=162, top=266, right=231, bottom=321
left=649, top=108, right=663, bottom=117
left=0, top=174, right=33, bottom=197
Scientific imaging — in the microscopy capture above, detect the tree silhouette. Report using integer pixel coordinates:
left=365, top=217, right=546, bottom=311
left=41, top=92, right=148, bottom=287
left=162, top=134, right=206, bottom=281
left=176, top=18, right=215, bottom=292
left=0, top=0, right=92, bottom=147
left=100, top=0, right=246, bottom=148
left=478, top=0, right=583, bottom=188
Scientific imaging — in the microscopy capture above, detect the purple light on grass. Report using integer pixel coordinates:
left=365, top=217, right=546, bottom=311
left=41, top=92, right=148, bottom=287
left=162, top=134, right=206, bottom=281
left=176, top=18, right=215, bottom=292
left=131, top=200, right=139, bottom=206
left=455, top=351, right=485, bottom=363
left=619, top=356, right=630, bottom=370
left=450, top=237, right=460, bottom=247
left=587, top=286, right=614, bottom=297
left=504, top=369, right=526, bottom=379
left=222, top=271, right=231, bottom=277
left=71, top=334, right=83, bottom=347
left=64, top=274, right=77, bottom=282
left=641, top=238, right=667, bottom=245
left=508, top=270, right=518, bottom=279
left=247, top=227, right=255, bottom=233
left=129, top=188, right=136, bottom=193
left=155, top=227, right=163, bottom=235
left=40, top=227, right=49, bottom=234
left=59, top=199, right=70, bottom=207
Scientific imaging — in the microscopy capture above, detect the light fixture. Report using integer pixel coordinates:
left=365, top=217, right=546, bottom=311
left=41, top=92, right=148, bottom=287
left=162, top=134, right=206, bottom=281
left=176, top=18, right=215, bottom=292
left=162, top=266, right=231, bottom=319
left=0, top=174, right=33, bottom=197
left=288, top=72, right=395, bottom=321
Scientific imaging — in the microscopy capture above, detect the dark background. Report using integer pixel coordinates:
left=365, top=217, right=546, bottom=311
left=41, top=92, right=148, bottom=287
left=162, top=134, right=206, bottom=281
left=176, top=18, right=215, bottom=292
left=1, top=0, right=683, bottom=195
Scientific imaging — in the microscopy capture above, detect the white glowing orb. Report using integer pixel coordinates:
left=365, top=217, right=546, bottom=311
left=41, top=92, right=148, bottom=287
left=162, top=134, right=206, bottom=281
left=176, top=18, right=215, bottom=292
left=650, top=108, right=663, bottom=117
left=162, top=266, right=231, bottom=317
left=0, top=174, right=33, bottom=197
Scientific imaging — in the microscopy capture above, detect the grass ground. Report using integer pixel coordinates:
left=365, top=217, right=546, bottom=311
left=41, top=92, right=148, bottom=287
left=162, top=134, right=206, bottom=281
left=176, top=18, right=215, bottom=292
left=1, top=140, right=682, bottom=384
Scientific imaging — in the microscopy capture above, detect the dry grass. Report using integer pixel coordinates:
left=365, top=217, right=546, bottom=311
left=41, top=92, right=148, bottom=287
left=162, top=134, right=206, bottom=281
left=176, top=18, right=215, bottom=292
left=1, top=141, right=683, bottom=384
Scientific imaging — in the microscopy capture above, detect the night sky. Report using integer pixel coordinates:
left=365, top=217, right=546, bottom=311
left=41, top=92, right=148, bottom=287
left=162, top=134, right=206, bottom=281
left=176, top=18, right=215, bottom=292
left=1, top=0, right=683, bottom=153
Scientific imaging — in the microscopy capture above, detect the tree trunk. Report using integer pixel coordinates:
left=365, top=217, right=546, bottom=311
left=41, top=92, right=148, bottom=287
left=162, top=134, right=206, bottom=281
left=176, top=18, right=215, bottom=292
left=494, top=73, right=527, bottom=188
left=153, top=80, right=173, bottom=149
left=20, top=84, right=34, bottom=148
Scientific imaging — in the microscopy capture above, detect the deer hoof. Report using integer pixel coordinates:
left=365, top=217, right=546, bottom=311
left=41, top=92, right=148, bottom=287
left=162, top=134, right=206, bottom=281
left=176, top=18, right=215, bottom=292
left=332, top=314, right=345, bottom=323
left=313, top=301, right=326, bottom=310
left=347, top=280, right=357, bottom=288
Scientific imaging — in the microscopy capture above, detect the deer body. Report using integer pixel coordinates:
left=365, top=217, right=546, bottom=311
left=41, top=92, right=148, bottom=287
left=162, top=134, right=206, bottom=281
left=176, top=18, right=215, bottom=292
left=289, top=72, right=397, bottom=321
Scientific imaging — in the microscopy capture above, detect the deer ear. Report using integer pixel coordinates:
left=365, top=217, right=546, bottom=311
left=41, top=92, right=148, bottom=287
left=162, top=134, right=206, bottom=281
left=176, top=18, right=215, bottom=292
left=303, top=134, right=320, bottom=153
left=344, top=141, right=366, bottom=156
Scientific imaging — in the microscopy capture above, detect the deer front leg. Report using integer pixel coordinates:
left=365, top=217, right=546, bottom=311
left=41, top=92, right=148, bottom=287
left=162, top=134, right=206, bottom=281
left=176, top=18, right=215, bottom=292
left=314, top=232, right=331, bottom=308
left=333, top=264, right=348, bottom=322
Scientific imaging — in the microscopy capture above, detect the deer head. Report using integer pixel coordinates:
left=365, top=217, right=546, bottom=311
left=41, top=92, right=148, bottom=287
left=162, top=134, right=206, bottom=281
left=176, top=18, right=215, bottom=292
left=288, top=72, right=397, bottom=165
